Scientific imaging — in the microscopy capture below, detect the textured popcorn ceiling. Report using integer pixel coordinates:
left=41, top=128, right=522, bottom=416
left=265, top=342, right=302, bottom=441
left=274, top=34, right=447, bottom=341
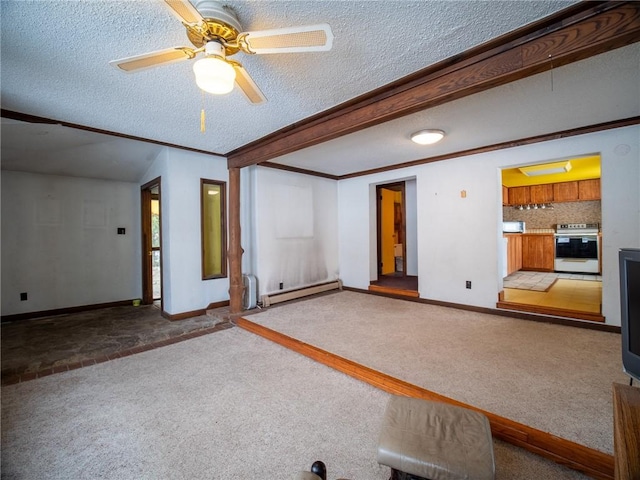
left=4, top=0, right=635, bottom=181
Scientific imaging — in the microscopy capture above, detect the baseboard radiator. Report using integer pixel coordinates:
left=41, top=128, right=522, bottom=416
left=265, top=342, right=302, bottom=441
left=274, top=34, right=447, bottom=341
left=260, top=280, right=342, bottom=307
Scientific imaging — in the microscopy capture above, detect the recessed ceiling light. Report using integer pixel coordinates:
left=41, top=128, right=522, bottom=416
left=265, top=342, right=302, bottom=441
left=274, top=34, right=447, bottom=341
left=410, top=129, right=445, bottom=145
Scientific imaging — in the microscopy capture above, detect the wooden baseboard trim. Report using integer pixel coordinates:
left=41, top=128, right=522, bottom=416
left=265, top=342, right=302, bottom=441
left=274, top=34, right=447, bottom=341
left=206, top=300, right=230, bottom=310
left=236, top=317, right=614, bottom=480
left=163, top=308, right=206, bottom=321
left=1, top=299, right=137, bottom=323
left=163, top=300, right=231, bottom=321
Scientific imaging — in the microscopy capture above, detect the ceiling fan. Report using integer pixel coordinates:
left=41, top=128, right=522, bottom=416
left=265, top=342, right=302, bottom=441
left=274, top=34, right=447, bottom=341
left=109, top=0, right=334, bottom=104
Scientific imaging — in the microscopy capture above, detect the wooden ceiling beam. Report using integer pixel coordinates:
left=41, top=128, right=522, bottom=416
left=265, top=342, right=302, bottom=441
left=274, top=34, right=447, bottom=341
left=228, top=2, right=640, bottom=169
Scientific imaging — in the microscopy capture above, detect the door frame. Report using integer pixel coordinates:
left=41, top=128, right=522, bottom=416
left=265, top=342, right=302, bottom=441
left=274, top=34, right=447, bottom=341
left=376, top=181, right=406, bottom=278
left=141, top=177, right=162, bottom=307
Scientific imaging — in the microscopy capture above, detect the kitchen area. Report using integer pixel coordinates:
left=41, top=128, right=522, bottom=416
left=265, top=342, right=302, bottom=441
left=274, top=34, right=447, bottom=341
left=498, top=156, right=603, bottom=321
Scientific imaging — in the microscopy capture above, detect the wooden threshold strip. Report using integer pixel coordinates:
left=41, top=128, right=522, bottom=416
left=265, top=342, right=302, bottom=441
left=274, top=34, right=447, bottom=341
left=236, top=317, right=614, bottom=480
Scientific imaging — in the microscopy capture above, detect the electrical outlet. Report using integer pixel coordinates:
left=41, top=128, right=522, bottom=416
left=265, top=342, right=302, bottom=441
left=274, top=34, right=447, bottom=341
left=20, top=292, right=28, bottom=301
left=279, top=282, right=284, bottom=290
left=466, top=281, right=472, bottom=289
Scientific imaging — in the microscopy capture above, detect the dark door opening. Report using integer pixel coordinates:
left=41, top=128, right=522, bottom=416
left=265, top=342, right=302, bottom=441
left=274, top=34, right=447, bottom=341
left=373, top=182, right=418, bottom=294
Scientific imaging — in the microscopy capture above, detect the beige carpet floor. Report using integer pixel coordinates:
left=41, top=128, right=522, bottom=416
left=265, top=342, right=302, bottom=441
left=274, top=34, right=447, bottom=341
left=1, top=328, right=590, bottom=479
left=244, top=290, right=628, bottom=455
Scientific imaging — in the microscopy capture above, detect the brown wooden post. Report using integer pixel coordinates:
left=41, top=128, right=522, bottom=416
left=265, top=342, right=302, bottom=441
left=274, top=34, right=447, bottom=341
left=228, top=166, right=244, bottom=314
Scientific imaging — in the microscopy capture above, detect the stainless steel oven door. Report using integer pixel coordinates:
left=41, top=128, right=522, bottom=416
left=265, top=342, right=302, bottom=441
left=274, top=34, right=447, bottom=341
left=554, top=234, right=599, bottom=273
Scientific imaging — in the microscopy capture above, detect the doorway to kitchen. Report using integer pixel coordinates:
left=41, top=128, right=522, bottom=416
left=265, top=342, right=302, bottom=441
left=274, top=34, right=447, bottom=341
left=371, top=181, right=418, bottom=297
left=141, top=178, right=162, bottom=306
left=498, top=156, right=603, bottom=321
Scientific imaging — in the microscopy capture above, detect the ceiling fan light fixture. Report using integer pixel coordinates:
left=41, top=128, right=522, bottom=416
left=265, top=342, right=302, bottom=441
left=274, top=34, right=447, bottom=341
left=193, top=41, right=235, bottom=94
left=110, top=2, right=335, bottom=106
left=411, top=129, right=445, bottom=145
left=193, top=55, right=236, bottom=94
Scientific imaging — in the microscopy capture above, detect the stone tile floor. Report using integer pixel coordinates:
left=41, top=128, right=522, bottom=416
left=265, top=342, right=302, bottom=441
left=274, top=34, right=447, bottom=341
left=1, top=304, right=233, bottom=385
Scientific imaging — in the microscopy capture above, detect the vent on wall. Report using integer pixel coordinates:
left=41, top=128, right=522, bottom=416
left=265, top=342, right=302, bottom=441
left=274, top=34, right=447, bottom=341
left=260, top=280, right=342, bottom=307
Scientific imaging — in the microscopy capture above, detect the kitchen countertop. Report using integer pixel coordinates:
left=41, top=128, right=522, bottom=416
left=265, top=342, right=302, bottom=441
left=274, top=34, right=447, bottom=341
left=524, top=229, right=555, bottom=234
left=503, top=229, right=554, bottom=234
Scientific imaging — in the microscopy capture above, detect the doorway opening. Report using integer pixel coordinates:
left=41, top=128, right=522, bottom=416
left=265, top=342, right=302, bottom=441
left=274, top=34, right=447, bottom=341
left=371, top=181, right=418, bottom=296
left=498, top=156, right=603, bottom=321
left=141, top=178, right=162, bottom=306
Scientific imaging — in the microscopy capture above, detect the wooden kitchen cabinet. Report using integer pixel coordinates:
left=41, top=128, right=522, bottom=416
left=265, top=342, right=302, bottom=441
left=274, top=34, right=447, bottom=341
left=506, top=178, right=601, bottom=205
left=521, top=234, right=555, bottom=271
left=508, top=186, right=530, bottom=205
left=553, top=181, right=579, bottom=202
left=579, top=178, right=601, bottom=200
left=504, top=234, right=523, bottom=275
left=529, top=184, right=554, bottom=203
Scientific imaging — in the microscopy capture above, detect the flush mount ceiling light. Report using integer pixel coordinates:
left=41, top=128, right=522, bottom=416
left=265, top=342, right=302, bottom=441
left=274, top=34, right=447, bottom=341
left=411, top=129, right=445, bottom=145
left=519, top=161, right=572, bottom=177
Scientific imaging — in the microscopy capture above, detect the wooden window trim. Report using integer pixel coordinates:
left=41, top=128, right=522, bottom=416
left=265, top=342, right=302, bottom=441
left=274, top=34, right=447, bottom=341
left=200, top=179, right=227, bottom=280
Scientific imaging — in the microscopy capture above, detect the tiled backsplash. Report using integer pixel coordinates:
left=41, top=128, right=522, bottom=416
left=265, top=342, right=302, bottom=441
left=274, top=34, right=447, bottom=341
left=503, top=200, right=601, bottom=230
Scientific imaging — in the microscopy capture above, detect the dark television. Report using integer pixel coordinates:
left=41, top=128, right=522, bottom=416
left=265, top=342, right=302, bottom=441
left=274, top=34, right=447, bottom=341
left=619, top=248, right=640, bottom=382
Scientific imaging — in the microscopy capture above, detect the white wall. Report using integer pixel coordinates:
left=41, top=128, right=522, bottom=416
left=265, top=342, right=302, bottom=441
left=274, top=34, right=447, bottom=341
left=338, top=125, right=640, bottom=326
left=1, top=171, right=141, bottom=315
left=250, top=167, right=339, bottom=296
left=140, top=148, right=229, bottom=316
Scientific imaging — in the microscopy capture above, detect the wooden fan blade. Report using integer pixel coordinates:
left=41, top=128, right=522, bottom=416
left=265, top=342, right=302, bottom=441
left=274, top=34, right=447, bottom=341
left=240, top=24, right=333, bottom=54
left=110, top=47, right=196, bottom=73
left=164, top=0, right=204, bottom=25
left=231, top=63, right=266, bottom=105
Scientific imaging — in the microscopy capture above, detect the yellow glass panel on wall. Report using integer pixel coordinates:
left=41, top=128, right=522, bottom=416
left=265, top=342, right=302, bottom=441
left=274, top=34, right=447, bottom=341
left=201, top=180, right=227, bottom=279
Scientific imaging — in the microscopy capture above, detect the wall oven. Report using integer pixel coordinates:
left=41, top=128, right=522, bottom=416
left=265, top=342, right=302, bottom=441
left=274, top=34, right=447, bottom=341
left=554, top=223, right=600, bottom=274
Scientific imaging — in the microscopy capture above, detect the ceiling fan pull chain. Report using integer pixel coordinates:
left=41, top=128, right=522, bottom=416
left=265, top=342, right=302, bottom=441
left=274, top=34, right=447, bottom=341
left=200, top=90, right=206, bottom=133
